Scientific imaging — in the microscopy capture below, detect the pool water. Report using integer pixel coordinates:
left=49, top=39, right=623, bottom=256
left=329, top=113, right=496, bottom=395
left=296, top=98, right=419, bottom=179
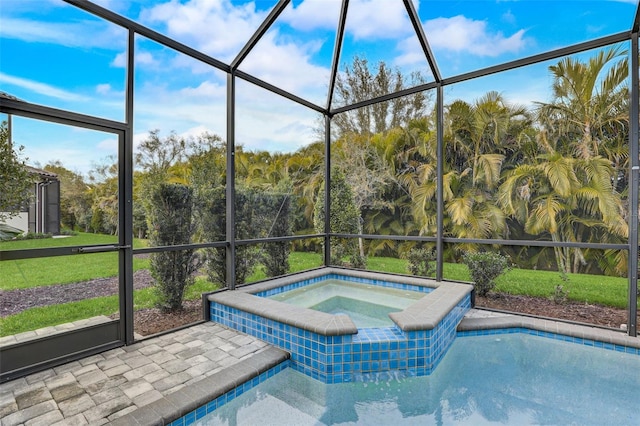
left=267, top=279, right=426, bottom=327
left=195, top=333, right=640, bottom=425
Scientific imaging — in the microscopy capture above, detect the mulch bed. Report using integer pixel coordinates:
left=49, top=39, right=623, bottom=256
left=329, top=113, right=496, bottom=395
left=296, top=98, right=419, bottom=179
left=0, top=270, right=155, bottom=317
left=475, top=293, right=634, bottom=330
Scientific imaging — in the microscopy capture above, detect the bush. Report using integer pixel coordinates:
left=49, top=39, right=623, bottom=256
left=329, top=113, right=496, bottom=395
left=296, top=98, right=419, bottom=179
left=193, top=187, right=290, bottom=286
left=313, top=170, right=365, bottom=268
left=405, top=248, right=436, bottom=277
left=146, top=183, right=199, bottom=311
left=462, top=252, right=509, bottom=297
left=256, top=193, right=291, bottom=278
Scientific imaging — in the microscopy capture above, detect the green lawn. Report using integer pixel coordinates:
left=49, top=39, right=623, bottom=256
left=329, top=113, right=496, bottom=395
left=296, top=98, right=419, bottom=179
left=0, top=243, right=632, bottom=337
left=0, top=233, right=149, bottom=290
left=367, top=256, right=628, bottom=309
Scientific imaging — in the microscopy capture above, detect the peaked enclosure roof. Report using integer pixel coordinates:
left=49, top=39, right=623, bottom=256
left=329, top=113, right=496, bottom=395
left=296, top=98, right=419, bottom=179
left=2, top=0, right=639, bottom=119
left=81, top=0, right=639, bottom=116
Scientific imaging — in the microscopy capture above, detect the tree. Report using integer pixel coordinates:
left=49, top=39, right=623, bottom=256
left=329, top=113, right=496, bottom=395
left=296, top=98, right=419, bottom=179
left=314, top=169, right=364, bottom=267
left=437, top=92, right=532, bottom=244
left=332, top=133, right=396, bottom=256
left=136, top=129, right=190, bottom=183
left=536, top=46, right=628, bottom=162
left=146, top=183, right=199, bottom=311
left=88, top=157, right=119, bottom=235
left=500, top=47, right=629, bottom=275
left=0, top=121, right=32, bottom=221
left=255, top=192, right=291, bottom=277
left=331, top=56, right=431, bottom=138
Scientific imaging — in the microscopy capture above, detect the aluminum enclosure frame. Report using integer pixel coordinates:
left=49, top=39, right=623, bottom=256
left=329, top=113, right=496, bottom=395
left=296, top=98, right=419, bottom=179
left=1, top=0, right=639, bottom=381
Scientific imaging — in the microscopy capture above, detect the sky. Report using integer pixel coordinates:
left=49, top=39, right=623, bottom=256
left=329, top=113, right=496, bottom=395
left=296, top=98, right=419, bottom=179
left=0, top=0, right=637, bottom=175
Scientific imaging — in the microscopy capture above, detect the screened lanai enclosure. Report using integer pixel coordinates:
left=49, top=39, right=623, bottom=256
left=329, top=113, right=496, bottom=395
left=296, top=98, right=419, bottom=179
left=0, top=0, right=639, bottom=381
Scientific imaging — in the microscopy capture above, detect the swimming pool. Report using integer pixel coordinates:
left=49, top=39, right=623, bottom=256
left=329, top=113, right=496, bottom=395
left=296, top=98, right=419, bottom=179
left=267, top=279, right=427, bottom=327
left=182, top=332, right=640, bottom=425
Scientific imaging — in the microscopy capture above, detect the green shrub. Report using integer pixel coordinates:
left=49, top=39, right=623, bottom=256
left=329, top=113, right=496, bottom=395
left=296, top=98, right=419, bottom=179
left=405, top=248, right=436, bottom=277
left=462, top=252, right=509, bottom=297
left=552, top=285, right=570, bottom=304
left=193, top=187, right=290, bottom=285
left=255, top=193, right=291, bottom=278
left=314, top=170, right=365, bottom=268
left=147, top=183, right=199, bottom=311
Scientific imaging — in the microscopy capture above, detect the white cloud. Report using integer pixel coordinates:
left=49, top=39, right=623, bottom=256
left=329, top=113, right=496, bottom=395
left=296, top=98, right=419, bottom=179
left=140, top=0, right=269, bottom=63
left=111, top=52, right=127, bottom=68
left=396, top=15, right=528, bottom=65
left=178, top=80, right=226, bottom=99
left=96, top=137, right=118, bottom=153
left=96, top=84, right=111, bottom=95
left=0, top=17, right=126, bottom=50
left=132, top=77, right=227, bottom=140
left=280, top=0, right=341, bottom=31
left=343, top=0, right=414, bottom=40
left=239, top=31, right=329, bottom=99
left=111, top=50, right=157, bottom=68
left=235, top=81, right=318, bottom=152
left=279, top=0, right=415, bottom=42
left=0, top=72, right=89, bottom=102
left=134, top=0, right=332, bottom=102
left=501, top=10, right=517, bottom=25
left=424, top=15, right=527, bottom=57
left=177, top=125, right=216, bottom=140
left=136, top=51, right=157, bottom=66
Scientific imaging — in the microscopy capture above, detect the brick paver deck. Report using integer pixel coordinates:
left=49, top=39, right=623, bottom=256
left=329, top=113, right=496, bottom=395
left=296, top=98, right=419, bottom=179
left=0, top=322, right=273, bottom=425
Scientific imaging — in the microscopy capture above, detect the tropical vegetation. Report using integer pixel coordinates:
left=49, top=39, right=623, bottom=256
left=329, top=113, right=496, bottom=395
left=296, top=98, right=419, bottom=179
left=2, top=47, right=630, bottom=283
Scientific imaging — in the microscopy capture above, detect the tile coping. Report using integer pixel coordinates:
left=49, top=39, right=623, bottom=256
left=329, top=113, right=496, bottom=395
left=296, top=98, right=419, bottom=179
left=208, top=268, right=474, bottom=335
left=109, top=346, right=289, bottom=426
left=458, top=315, right=640, bottom=349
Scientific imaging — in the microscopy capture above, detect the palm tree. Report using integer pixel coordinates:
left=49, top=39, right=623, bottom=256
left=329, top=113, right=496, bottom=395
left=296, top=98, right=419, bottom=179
left=536, top=46, right=629, bottom=161
left=504, top=46, right=630, bottom=275
left=438, top=92, right=531, bottom=242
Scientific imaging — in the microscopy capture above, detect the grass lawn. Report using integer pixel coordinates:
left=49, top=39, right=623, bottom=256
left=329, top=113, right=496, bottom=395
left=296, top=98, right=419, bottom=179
left=0, top=232, right=149, bottom=290
left=0, top=247, right=631, bottom=337
left=361, top=255, right=628, bottom=309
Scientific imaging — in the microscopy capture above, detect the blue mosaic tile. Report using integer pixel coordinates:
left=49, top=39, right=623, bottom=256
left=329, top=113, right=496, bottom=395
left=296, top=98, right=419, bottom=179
left=211, top=283, right=473, bottom=383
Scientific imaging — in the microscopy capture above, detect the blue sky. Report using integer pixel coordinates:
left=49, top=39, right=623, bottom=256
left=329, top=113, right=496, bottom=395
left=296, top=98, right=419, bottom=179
left=0, top=0, right=637, bottom=175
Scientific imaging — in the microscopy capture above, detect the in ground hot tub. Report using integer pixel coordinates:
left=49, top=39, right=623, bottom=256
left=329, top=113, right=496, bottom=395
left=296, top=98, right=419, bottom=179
left=267, top=279, right=429, bottom=328
left=208, top=268, right=472, bottom=383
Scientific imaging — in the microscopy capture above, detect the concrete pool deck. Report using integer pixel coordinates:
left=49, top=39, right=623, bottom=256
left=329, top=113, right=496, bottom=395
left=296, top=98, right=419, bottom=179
left=2, top=310, right=640, bottom=425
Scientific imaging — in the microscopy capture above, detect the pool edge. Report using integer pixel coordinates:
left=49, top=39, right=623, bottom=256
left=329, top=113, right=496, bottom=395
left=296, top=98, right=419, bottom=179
left=458, top=315, right=640, bottom=350
left=108, top=346, right=290, bottom=426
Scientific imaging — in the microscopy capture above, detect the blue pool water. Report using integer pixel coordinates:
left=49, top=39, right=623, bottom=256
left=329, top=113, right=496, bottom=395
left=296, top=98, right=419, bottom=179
left=268, top=280, right=426, bottom=327
left=191, top=333, right=640, bottom=425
